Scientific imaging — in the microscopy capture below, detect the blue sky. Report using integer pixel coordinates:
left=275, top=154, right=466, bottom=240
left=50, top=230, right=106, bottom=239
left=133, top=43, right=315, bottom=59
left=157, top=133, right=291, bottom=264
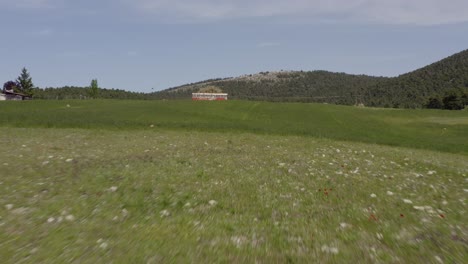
left=1, top=0, right=467, bottom=92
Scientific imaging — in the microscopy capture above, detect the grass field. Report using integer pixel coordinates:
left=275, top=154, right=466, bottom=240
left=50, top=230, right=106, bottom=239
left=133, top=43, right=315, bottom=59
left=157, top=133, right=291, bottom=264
left=0, top=100, right=467, bottom=154
left=0, top=100, right=467, bottom=263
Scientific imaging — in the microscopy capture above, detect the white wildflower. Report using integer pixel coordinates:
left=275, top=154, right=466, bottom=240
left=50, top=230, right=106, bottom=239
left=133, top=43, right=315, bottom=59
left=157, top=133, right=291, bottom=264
left=340, top=223, right=350, bottom=229
left=65, top=159, right=73, bottom=162
left=321, top=245, right=339, bottom=254
left=370, top=193, right=377, bottom=198
left=403, top=199, right=413, bottom=204
left=427, top=171, right=436, bottom=175
left=386, top=191, right=394, bottom=196
left=231, top=236, right=247, bottom=248
left=47, top=217, right=55, bottom=223
left=109, top=186, right=118, bottom=192
left=160, top=210, right=170, bottom=217
left=122, top=209, right=129, bottom=217
left=208, top=200, right=218, bottom=206
left=377, top=233, right=384, bottom=240
left=65, top=215, right=75, bottom=221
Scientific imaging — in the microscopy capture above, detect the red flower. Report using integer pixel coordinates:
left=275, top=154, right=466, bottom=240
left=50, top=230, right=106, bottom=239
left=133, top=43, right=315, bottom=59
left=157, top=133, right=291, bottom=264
left=439, top=214, right=445, bottom=219
left=369, top=214, right=377, bottom=221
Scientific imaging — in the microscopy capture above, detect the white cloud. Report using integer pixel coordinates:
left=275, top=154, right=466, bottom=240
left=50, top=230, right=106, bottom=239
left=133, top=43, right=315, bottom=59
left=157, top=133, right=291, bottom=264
left=126, top=0, right=468, bottom=25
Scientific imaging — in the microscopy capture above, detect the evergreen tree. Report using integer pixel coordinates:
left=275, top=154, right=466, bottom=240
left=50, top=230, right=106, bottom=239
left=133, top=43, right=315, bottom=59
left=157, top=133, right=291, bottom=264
left=16, top=67, right=35, bottom=96
left=89, top=79, right=99, bottom=98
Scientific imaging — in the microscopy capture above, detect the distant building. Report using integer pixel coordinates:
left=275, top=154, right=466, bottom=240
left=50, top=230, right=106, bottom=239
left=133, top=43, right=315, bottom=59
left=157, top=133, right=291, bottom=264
left=192, top=93, right=228, bottom=101
left=0, top=91, right=31, bottom=101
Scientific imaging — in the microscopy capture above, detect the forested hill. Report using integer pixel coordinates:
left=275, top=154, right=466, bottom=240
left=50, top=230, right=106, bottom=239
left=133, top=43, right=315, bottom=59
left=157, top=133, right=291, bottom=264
left=152, top=71, right=388, bottom=105
left=363, top=49, right=468, bottom=108
left=153, top=49, right=468, bottom=108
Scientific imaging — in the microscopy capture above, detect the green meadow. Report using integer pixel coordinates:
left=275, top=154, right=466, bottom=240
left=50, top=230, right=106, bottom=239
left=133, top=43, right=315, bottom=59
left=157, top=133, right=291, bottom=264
left=0, top=100, right=467, bottom=263
left=1, top=100, right=467, bottom=154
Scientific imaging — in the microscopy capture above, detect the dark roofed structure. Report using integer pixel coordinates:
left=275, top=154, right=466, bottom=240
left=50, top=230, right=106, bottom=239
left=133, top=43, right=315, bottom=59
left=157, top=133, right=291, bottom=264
left=0, top=90, right=32, bottom=101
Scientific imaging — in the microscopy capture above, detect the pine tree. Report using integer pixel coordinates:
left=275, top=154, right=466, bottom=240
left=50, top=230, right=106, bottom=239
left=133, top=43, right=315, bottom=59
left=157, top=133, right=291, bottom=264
left=16, top=67, right=35, bottom=96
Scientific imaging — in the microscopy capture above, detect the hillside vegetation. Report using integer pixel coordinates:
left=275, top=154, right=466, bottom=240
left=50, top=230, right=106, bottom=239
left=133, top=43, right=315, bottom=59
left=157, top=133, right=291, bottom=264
left=364, top=49, right=468, bottom=108
left=153, top=49, right=468, bottom=108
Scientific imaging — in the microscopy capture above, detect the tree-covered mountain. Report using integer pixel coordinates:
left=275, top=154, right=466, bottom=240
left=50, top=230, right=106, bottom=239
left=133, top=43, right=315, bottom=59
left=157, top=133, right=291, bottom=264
left=363, top=49, right=468, bottom=108
left=153, top=49, right=468, bottom=108
left=152, top=71, right=387, bottom=104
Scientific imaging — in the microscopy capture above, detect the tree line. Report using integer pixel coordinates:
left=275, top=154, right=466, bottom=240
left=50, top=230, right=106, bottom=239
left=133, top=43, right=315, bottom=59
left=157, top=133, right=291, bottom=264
left=3, top=69, right=147, bottom=100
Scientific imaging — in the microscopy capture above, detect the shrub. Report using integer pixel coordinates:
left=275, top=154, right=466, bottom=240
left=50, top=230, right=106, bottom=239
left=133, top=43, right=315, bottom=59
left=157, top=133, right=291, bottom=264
left=3, top=81, right=19, bottom=93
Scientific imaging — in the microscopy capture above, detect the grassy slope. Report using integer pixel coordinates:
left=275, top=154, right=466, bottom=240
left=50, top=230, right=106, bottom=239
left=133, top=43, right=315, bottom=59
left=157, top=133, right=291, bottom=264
left=0, top=128, right=467, bottom=263
left=0, top=100, right=467, bottom=154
